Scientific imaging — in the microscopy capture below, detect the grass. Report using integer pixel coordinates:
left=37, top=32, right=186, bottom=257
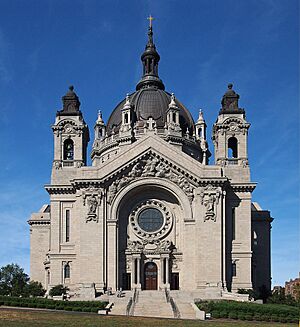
left=0, top=308, right=298, bottom=327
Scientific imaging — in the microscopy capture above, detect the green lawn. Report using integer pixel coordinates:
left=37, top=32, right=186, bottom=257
left=0, top=308, right=298, bottom=327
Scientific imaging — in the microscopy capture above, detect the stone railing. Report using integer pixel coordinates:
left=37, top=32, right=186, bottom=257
left=126, top=288, right=138, bottom=316
left=165, top=288, right=180, bottom=318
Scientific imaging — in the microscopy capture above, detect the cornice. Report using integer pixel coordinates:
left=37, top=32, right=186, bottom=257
left=44, top=185, right=76, bottom=194
left=230, top=183, right=257, bottom=192
left=28, top=219, right=50, bottom=226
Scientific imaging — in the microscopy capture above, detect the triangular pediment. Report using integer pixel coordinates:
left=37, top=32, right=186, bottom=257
left=74, top=135, right=223, bottom=189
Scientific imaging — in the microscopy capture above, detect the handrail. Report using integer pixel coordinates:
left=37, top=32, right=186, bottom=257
left=170, top=296, right=181, bottom=319
left=165, top=289, right=180, bottom=319
left=126, top=288, right=138, bottom=316
left=126, top=297, right=133, bottom=316
left=164, top=288, right=170, bottom=303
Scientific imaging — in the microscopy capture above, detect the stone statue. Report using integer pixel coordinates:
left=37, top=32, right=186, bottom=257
left=87, top=195, right=98, bottom=215
left=203, top=194, right=216, bottom=221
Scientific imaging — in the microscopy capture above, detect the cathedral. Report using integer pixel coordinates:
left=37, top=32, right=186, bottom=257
left=29, top=23, right=273, bottom=300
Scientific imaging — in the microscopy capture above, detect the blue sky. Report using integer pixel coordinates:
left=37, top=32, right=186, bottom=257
left=0, top=0, right=298, bottom=286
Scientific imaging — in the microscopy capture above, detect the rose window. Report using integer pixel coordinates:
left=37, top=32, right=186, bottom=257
left=130, top=200, right=172, bottom=240
left=138, top=208, right=164, bottom=232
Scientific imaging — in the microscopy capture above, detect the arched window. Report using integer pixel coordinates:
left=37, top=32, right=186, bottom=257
left=64, top=263, right=70, bottom=279
left=228, top=137, right=238, bottom=158
left=63, top=139, right=74, bottom=161
left=124, top=113, right=128, bottom=124
left=172, top=112, right=177, bottom=123
left=198, top=127, right=202, bottom=138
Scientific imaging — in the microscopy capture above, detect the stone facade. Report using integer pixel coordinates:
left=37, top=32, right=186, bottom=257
left=28, top=25, right=273, bottom=299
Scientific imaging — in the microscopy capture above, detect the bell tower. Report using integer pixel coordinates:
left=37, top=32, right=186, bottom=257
left=52, top=86, right=89, bottom=171
left=212, top=84, right=250, bottom=181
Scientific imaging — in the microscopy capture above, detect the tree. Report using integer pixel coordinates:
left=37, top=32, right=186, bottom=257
left=49, top=284, right=68, bottom=297
left=237, top=288, right=258, bottom=300
left=24, top=281, right=46, bottom=297
left=0, top=264, right=29, bottom=296
left=258, top=285, right=272, bottom=303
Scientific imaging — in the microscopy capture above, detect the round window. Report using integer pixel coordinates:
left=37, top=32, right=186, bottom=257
left=137, top=208, right=164, bottom=232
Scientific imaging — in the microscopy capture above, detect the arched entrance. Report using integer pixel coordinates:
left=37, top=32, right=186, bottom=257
left=144, top=262, right=158, bottom=290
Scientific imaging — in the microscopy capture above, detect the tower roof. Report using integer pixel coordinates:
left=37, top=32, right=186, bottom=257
left=220, top=83, right=245, bottom=114
left=57, top=85, right=82, bottom=117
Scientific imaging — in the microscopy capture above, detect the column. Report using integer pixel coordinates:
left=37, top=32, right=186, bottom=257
left=137, top=257, right=141, bottom=289
left=166, top=257, right=170, bottom=288
left=160, top=257, right=164, bottom=288
left=131, top=257, right=135, bottom=289
left=107, top=220, right=117, bottom=291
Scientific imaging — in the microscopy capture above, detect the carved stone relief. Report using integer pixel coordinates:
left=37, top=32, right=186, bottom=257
left=106, top=153, right=195, bottom=204
left=126, top=239, right=173, bottom=254
left=52, top=120, right=85, bottom=137
left=82, top=187, right=103, bottom=223
left=200, top=185, right=221, bottom=222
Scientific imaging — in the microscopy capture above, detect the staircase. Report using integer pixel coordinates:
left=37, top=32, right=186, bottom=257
left=170, top=291, right=199, bottom=319
left=132, top=290, right=174, bottom=318
left=109, top=291, right=132, bottom=315
left=109, top=289, right=201, bottom=319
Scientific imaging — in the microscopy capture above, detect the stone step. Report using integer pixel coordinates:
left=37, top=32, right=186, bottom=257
left=133, top=291, right=174, bottom=318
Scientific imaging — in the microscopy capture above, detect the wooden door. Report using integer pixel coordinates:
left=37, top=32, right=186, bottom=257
left=144, top=262, right=157, bottom=290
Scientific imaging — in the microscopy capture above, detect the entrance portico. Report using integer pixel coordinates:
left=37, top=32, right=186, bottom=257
left=129, top=254, right=171, bottom=290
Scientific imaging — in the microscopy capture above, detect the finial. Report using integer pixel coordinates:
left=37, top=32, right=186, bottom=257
left=169, top=93, right=177, bottom=108
left=147, top=15, right=154, bottom=28
left=228, top=83, right=233, bottom=89
left=123, top=93, right=131, bottom=110
left=69, top=85, right=74, bottom=91
left=197, top=109, right=205, bottom=123
left=97, top=110, right=104, bottom=124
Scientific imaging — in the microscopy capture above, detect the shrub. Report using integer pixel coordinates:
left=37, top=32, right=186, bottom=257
left=260, top=315, right=270, bottom=322
left=219, top=310, right=228, bottom=318
left=245, top=314, right=253, bottom=321
left=279, top=317, right=287, bottom=323
left=49, top=285, right=68, bottom=297
left=47, top=304, right=55, bottom=309
left=270, top=314, right=279, bottom=322
left=253, top=314, right=261, bottom=321
left=211, top=310, right=220, bottom=318
left=238, top=313, right=246, bottom=320
left=55, top=305, right=64, bottom=310
left=228, top=311, right=238, bottom=319
left=91, top=307, right=98, bottom=313
left=72, top=307, right=82, bottom=312
left=81, top=307, right=92, bottom=312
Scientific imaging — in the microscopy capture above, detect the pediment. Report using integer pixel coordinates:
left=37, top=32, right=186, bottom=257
left=72, top=135, right=225, bottom=193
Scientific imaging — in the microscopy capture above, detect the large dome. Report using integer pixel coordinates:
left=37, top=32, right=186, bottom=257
left=106, top=88, right=194, bottom=134
left=106, top=25, right=195, bottom=135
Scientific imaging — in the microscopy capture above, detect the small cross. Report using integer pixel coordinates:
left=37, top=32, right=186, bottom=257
left=147, top=15, right=154, bottom=28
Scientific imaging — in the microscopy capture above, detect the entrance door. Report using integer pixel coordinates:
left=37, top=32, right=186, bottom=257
left=144, top=262, right=158, bottom=290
